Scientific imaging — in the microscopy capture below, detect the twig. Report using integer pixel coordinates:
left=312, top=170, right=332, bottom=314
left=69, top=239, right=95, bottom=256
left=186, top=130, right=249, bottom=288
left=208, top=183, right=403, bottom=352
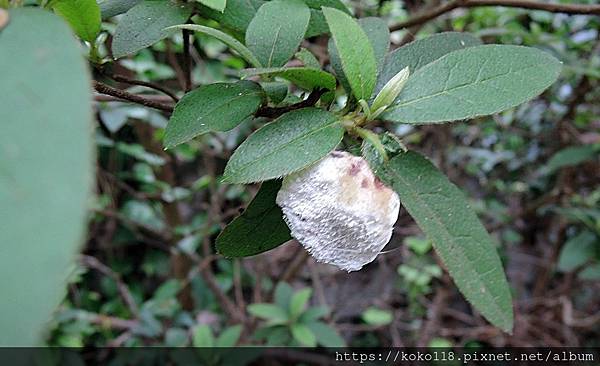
left=107, top=331, right=133, bottom=347
left=198, top=154, right=246, bottom=324
left=98, top=168, right=163, bottom=201
left=200, top=248, right=246, bottom=324
left=79, top=255, right=140, bottom=316
left=129, top=120, right=195, bottom=310
left=111, top=74, right=180, bottom=102
left=308, top=261, right=328, bottom=310
left=94, top=83, right=325, bottom=119
left=87, top=313, right=139, bottom=331
left=93, top=208, right=172, bottom=243
left=233, top=259, right=246, bottom=311
left=281, top=247, right=310, bottom=283
left=390, top=0, right=600, bottom=31
left=94, top=94, right=173, bottom=103
left=417, top=286, right=449, bottom=347
left=560, top=296, right=600, bottom=328
left=252, top=260, right=264, bottom=304
left=256, top=88, right=327, bottom=118
left=166, top=40, right=187, bottom=91
left=93, top=81, right=174, bottom=112
left=182, top=28, right=193, bottom=92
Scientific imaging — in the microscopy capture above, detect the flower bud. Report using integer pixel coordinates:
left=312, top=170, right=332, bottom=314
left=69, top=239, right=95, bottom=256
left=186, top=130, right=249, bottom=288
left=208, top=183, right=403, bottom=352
left=371, top=66, right=410, bottom=113
left=276, top=151, right=400, bottom=271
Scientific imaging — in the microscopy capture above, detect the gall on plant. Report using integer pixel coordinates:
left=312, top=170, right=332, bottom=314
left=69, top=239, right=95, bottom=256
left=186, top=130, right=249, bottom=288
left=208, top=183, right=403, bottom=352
left=276, top=151, right=400, bottom=271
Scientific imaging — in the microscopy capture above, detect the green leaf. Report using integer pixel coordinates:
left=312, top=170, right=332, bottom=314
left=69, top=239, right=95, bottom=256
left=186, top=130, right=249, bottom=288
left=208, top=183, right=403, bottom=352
left=111, top=1, right=192, bottom=59
left=299, top=305, right=329, bottom=322
left=405, top=236, right=432, bottom=255
left=579, top=264, right=600, bottom=281
left=302, top=0, right=350, bottom=38
left=366, top=150, right=513, bottom=332
left=116, top=142, right=165, bottom=166
left=274, top=282, right=294, bottom=309
left=245, top=0, right=310, bottom=67
left=329, top=17, right=388, bottom=97
left=357, top=17, right=389, bottom=73
left=557, top=231, right=598, bottom=272
left=544, top=145, right=598, bottom=174
left=223, top=108, right=343, bottom=183
left=382, top=45, right=562, bottom=124
left=247, top=303, right=289, bottom=323
left=241, top=67, right=336, bottom=91
left=216, top=325, right=243, bottom=347
left=290, top=288, right=312, bottom=318
left=153, top=279, right=182, bottom=300
left=302, top=1, right=343, bottom=12
left=169, top=24, right=262, bottom=67
left=192, top=325, right=215, bottom=347
left=198, top=0, right=264, bottom=33
left=165, top=328, right=189, bottom=346
left=261, top=81, right=288, bottom=104
left=362, top=307, right=393, bottom=326
left=429, top=338, right=453, bottom=348
left=323, top=7, right=377, bottom=101
left=0, top=8, right=93, bottom=345
left=307, top=322, right=345, bottom=347
left=295, top=48, right=320, bottom=69
left=291, top=324, right=317, bottom=346
left=196, top=0, right=226, bottom=12
left=216, top=180, right=292, bottom=257
left=376, top=32, right=482, bottom=95
left=97, top=0, right=140, bottom=19
left=51, top=0, right=101, bottom=42
left=164, top=81, right=265, bottom=148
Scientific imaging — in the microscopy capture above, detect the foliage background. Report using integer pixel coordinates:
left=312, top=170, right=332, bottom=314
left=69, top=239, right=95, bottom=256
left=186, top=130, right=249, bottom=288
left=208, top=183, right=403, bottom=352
left=36, top=0, right=600, bottom=349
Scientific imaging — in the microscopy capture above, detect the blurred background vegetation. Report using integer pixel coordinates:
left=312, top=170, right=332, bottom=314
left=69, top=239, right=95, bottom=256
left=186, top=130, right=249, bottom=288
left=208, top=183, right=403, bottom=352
left=46, top=0, right=599, bottom=349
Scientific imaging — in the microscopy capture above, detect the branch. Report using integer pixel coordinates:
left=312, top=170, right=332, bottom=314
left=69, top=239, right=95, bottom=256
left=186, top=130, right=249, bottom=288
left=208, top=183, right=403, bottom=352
left=390, top=0, right=600, bottom=31
left=92, top=81, right=174, bottom=112
left=79, top=255, right=139, bottom=316
left=199, top=156, right=246, bottom=325
left=92, top=208, right=173, bottom=243
left=182, top=28, right=193, bottom=92
left=88, top=313, right=139, bottom=331
left=256, top=88, right=327, bottom=118
left=94, top=94, right=174, bottom=104
left=111, top=75, right=180, bottom=102
left=94, top=82, right=325, bottom=119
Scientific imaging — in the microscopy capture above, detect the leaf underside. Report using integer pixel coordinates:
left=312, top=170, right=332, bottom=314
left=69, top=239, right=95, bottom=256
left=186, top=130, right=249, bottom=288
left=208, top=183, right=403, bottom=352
left=98, top=0, right=140, bottom=19
left=303, top=0, right=350, bottom=38
left=0, top=8, right=93, bottom=345
left=111, top=1, right=192, bottom=59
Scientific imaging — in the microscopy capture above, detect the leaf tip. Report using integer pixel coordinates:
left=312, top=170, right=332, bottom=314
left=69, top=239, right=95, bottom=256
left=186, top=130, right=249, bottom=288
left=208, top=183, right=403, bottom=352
left=162, top=136, right=178, bottom=150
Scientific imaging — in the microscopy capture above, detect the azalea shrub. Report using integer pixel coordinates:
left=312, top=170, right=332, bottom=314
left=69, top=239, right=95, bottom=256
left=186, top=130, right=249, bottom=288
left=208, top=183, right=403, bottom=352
left=1, top=0, right=599, bottom=349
